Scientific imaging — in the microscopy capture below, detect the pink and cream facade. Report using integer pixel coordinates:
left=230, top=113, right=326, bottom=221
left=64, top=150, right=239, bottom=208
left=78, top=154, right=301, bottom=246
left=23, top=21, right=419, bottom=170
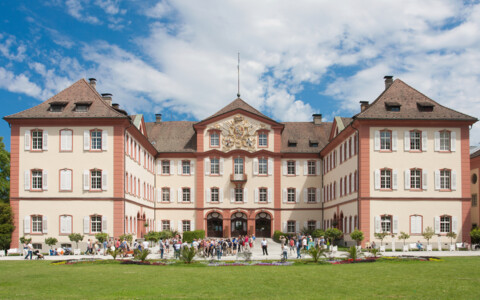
left=5, top=76, right=476, bottom=249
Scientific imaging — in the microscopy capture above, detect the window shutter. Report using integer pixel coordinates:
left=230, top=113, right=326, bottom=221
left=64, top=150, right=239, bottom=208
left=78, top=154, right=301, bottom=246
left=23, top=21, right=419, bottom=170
left=254, top=188, right=258, bottom=203
left=404, top=169, right=410, bottom=190
left=451, top=170, right=457, bottom=190
left=421, top=131, right=427, bottom=151
left=434, top=132, right=440, bottom=151
left=268, top=158, right=273, bottom=175
left=190, top=161, right=195, bottom=175
left=392, top=131, right=398, bottom=151
left=24, top=170, right=30, bottom=190
left=296, top=221, right=299, bottom=233
left=67, top=170, right=72, bottom=190
left=422, top=170, right=428, bottom=190
left=452, top=216, right=458, bottom=234
left=282, top=222, right=287, bottom=232
left=170, top=160, right=175, bottom=175
left=374, top=216, right=381, bottom=233
left=178, top=161, right=182, bottom=175
left=391, top=170, right=397, bottom=190
left=304, top=221, right=308, bottom=231
left=157, top=161, right=161, bottom=175
left=219, top=158, right=224, bottom=175
left=340, top=146, right=343, bottom=162
left=295, top=161, right=300, bottom=176
left=170, top=220, right=175, bottom=231
left=205, top=189, right=210, bottom=203
left=84, top=216, right=89, bottom=233
left=268, top=188, right=272, bottom=203
left=230, top=188, right=235, bottom=203
left=316, top=161, right=321, bottom=175
left=410, top=216, right=416, bottom=234
left=60, top=216, right=66, bottom=234
left=191, top=220, right=195, bottom=231
left=42, top=170, right=48, bottom=190
left=392, top=216, right=398, bottom=234
left=434, top=170, right=440, bottom=190
left=282, top=188, right=287, bottom=203
left=178, top=188, right=182, bottom=203
left=253, top=158, right=258, bottom=176
left=451, top=132, right=456, bottom=152
left=346, top=142, right=349, bottom=159
left=296, top=190, right=300, bottom=203
left=156, top=188, right=161, bottom=202
left=83, top=170, right=89, bottom=191
left=303, top=161, right=308, bottom=175
left=219, top=188, right=224, bottom=203
left=336, top=183, right=339, bottom=199
left=42, top=130, right=48, bottom=150
left=303, top=189, right=308, bottom=203
left=346, top=176, right=350, bottom=194
left=178, top=221, right=183, bottom=233
left=316, top=188, right=321, bottom=203
left=101, top=216, right=107, bottom=233
left=102, top=171, right=108, bottom=191
left=205, top=158, right=210, bottom=175
left=434, top=217, right=440, bottom=234
left=282, top=161, right=287, bottom=175
left=374, top=169, right=380, bottom=190
left=24, top=130, right=31, bottom=150
left=102, top=130, right=108, bottom=150
left=66, top=216, right=72, bottom=234
left=404, top=131, right=410, bottom=151
left=416, top=216, right=422, bottom=234
left=60, top=170, right=66, bottom=190
left=24, top=216, right=30, bottom=233
left=84, top=130, right=90, bottom=150
left=191, top=189, right=195, bottom=203
left=316, top=221, right=321, bottom=229
left=244, top=188, right=248, bottom=203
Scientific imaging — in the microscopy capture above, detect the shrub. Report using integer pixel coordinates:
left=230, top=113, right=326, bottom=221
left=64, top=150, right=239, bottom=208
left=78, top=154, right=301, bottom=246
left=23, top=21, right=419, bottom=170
left=374, top=232, right=389, bottom=246
left=20, top=236, right=32, bottom=244
left=45, top=237, right=58, bottom=250
left=345, top=246, right=364, bottom=260
left=95, top=233, right=109, bottom=244
left=302, top=245, right=327, bottom=263
left=144, top=231, right=160, bottom=245
left=446, top=232, right=457, bottom=245
left=183, top=230, right=206, bottom=243
left=108, top=248, right=122, bottom=260
left=68, top=233, right=84, bottom=249
left=422, top=227, right=435, bottom=245
left=369, top=247, right=381, bottom=258
left=273, top=230, right=289, bottom=242
left=311, top=229, right=325, bottom=238
left=350, top=229, right=364, bottom=246
left=119, top=234, right=133, bottom=244
left=471, top=228, right=480, bottom=245
left=180, top=246, right=196, bottom=263
left=158, top=230, right=174, bottom=240
left=325, top=228, right=343, bottom=246
left=398, top=232, right=410, bottom=246
left=134, top=249, right=150, bottom=262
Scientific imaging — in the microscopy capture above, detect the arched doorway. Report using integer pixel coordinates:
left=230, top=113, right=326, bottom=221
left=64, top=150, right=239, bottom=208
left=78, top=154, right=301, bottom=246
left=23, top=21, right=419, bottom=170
left=255, top=212, right=271, bottom=238
left=231, top=212, right=248, bottom=237
left=207, top=212, right=223, bottom=238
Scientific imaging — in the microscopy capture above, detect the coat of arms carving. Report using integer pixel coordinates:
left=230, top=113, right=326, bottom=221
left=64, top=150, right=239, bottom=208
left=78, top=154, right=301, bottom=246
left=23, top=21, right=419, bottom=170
left=218, top=115, right=259, bottom=152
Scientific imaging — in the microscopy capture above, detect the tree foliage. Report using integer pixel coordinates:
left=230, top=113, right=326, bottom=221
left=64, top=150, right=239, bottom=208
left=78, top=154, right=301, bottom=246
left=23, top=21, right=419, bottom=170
left=0, top=202, right=14, bottom=250
left=350, top=229, right=364, bottom=246
left=398, top=232, right=410, bottom=246
left=302, top=245, right=327, bottom=263
left=374, top=232, right=389, bottom=246
left=470, top=228, right=480, bottom=245
left=325, top=228, right=343, bottom=246
left=422, top=227, right=435, bottom=245
left=0, top=137, right=10, bottom=204
left=446, top=231, right=457, bottom=245
left=95, top=233, right=109, bottom=244
left=45, top=237, right=58, bottom=249
left=68, top=233, right=84, bottom=249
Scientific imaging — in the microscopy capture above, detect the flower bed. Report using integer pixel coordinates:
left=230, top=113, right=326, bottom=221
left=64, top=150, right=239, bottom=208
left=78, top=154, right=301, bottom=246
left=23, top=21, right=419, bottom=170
left=207, top=261, right=293, bottom=267
left=328, top=258, right=378, bottom=264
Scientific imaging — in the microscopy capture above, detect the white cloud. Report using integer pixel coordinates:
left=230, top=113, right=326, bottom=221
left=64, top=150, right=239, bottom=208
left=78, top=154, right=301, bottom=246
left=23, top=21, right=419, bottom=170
left=0, top=67, right=43, bottom=98
left=0, top=34, right=26, bottom=62
left=65, top=0, right=101, bottom=24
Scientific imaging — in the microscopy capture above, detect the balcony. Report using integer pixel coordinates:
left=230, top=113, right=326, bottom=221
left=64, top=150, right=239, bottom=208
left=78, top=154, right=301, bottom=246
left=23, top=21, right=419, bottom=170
left=230, top=173, right=247, bottom=183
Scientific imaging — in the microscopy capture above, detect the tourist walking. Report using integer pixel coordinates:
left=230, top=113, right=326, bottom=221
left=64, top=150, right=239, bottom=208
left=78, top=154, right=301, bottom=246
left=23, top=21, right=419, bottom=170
left=159, top=239, right=165, bottom=259
left=261, top=238, right=268, bottom=255
left=24, top=242, right=33, bottom=260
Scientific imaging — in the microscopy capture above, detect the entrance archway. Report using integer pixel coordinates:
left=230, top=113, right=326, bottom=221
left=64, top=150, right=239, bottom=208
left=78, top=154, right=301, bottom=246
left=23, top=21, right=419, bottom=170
left=231, top=212, right=248, bottom=237
left=207, top=212, right=223, bottom=238
left=255, top=212, right=271, bottom=238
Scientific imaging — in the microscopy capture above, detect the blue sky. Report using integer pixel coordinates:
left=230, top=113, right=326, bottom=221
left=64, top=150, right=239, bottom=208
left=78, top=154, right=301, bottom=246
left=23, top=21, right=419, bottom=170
left=1, top=0, right=480, bottom=151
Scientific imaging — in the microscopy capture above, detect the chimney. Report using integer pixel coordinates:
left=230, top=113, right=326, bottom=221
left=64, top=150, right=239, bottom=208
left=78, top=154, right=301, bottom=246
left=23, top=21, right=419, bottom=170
left=360, top=101, right=369, bottom=112
left=112, top=103, right=120, bottom=109
left=384, top=75, right=393, bottom=90
left=88, top=78, right=97, bottom=89
left=155, top=114, right=162, bottom=124
left=101, top=93, right=112, bottom=106
left=312, top=114, right=322, bottom=125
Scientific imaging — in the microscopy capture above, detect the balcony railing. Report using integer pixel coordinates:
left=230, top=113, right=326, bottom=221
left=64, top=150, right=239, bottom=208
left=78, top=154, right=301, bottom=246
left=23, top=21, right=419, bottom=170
left=230, top=173, right=247, bottom=182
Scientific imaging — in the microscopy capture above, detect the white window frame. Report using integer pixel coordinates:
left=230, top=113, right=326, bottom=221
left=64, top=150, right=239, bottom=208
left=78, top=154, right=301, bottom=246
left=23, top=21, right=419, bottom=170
left=182, top=220, right=191, bottom=232
left=210, top=158, right=219, bottom=175
left=182, top=161, right=191, bottom=175
left=91, top=170, right=102, bottom=190
left=91, top=130, right=102, bottom=151
left=258, top=132, right=268, bottom=147
left=258, top=158, right=268, bottom=175
left=210, top=132, right=219, bottom=147
left=380, top=169, right=392, bottom=189
left=211, top=188, right=219, bottom=202
left=31, top=130, right=43, bottom=150
left=182, top=188, right=191, bottom=202
left=162, top=188, right=170, bottom=202
left=31, top=215, right=43, bottom=233
left=287, top=161, right=295, bottom=175
left=381, top=215, right=392, bottom=233
left=440, top=216, right=451, bottom=233
left=91, top=215, right=102, bottom=233
left=259, top=188, right=268, bottom=203
left=32, top=170, right=43, bottom=190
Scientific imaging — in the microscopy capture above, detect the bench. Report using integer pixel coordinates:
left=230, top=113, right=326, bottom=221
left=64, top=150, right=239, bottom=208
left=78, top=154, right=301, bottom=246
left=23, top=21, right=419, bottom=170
left=0, top=250, right=5, bottom=257
left=7, top=248, right=21, bottom=256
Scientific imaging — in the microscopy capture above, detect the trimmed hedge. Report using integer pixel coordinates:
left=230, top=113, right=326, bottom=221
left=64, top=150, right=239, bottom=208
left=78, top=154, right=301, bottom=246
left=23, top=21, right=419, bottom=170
left=273, top=230, right=290, bottom=242
left=182, top=230, right=205, bottom=243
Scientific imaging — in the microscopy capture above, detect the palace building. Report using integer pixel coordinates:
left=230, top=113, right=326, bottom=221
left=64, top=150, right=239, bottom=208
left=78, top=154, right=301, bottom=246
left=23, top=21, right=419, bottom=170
left=4, top=76, right=477, bottom=250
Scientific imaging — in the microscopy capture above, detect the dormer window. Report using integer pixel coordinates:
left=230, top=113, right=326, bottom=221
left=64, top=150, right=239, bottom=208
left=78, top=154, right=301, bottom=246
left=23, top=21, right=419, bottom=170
left=417, top=102, right=434, bottom=112
left=385, top=102, right=401, bottom=112
left=288, top=139, right=297, bottom=147
left=49, top=102, right=67, bottom=112
left=74, top=102, right=92, bottom=112
left=309, top=140, right=319, bottom=147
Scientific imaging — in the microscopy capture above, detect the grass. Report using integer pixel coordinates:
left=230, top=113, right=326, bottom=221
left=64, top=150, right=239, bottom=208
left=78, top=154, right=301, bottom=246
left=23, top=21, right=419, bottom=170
left=1, top=257, right=480, bottom=299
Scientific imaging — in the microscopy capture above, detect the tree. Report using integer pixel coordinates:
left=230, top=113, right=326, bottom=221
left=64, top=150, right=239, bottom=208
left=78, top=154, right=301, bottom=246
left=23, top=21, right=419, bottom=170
left=311, top=229, right=325, bottom=238
left=350, top=229, right=364, bottom=246
left=325, top=228, right=343, bottom=246
left=374, top=232, right=389, bottom=246
left=95, top=233, right=109, bottom=250
left=422, top=227, right=435, bottom=245
left=68, top=233, right=84, bottom=249
left=446, top=231, right=457, bottom=245
left=45, top=237, right=58, bottom=250
left=119, top=234, right=133, bottom=246
left=470, top=228, right=480, bottom=245
left=144, top=231, right=160, bottom=246
left=398, top=232, right=410, bottom=246
left=0, top=137, right=10, bottom=204
left=0, top=202, right=14, bottom=250
left=19, top=236, right=32, bottom=244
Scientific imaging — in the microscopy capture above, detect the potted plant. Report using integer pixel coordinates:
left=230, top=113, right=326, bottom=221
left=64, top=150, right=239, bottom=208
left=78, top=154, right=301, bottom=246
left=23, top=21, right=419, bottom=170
left=422, top=227, right=434, bottom=250
left=446, top=231, right=457, bottom=250
left=68, top=233, right=84, bottom=250
left=350, top=229, right=364, bottom=247
left=398, top=232, right=410, bottom=251
left=45, top=237, right=58, bottom=255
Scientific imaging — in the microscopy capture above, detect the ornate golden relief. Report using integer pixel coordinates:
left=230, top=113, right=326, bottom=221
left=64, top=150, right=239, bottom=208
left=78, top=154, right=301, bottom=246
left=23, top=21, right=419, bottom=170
left=217, top=115, right=260, bottom=152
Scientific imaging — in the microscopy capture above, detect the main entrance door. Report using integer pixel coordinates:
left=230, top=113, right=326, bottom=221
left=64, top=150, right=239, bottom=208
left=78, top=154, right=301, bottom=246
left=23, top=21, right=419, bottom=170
left=231, top=212, right=248, bottom=237
left=207, top=212, right=223, bottom=238
left=255, top=212, right=272, bottom=238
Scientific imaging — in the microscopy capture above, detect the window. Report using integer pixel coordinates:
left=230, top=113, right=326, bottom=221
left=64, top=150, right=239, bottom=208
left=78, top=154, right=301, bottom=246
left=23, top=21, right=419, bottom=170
left=162, top=188, right=170, bottom=202
left=439, top=130, right=450, bottom=151
left=381, top=215, right=392, bottom=233
left=32, top=243, right=42, bottom=250
left=287, top=221, right=296, bottom=233
left=75, top=102, right=91, bottom=112
left=91, top=170, right=102, bottom=190
left=182, top=220, right=191, bottom=232
left=162, top=220, right=170, bottom=231
left=182, top=188, right=191, bottom=202
left=60, top=129, right=72, bottom=151
left=308, top=161, right=316, bottom=175
left=410, top=169, right=422, bottom=189
left=410, top=215, right=423, bottom=234
left=59, top=169, right=72, bottom=191
left=307, top=188, right=316, bottom=203
left=210, top=158, right=219, bottom=175
left=32, top=215, right=43, bottom=233
left=32, top=130, right=43, bottom=150
left=287, top=188, right=296, bottom=203
left=380, top=169, right=392, bottom=189
left=307, top=221, right=316, bottom=231
left=59, top=215, right=72, bottom=234
left=440, top=216, right=451, bottom=233
left=287, top=161, right=295, bottom=175
left=159, top=161, right=169, bottom=175
left=234, top=158, right=244, bottom=175
left=258, top=132, right=268, bottom=147
left=60, top=243, right=72, bottom=249
left=473, top=194, right=478, bottom=207
left=410, top=130, right=421, bottom=150
left=91, top=216, right=102, bottom=233
left=32, top=170, right=43, bottom=190
left=259, top=188, right=267, bottom=202
left=258, top=158, right=268, bottom=175
left=182, top=161, right=191, bottom=175
left=440, top=169, right=451, bottom=190
left=235, top=188, right=243, bottom=202
left=210, top=131, right=219, bottom=147
left=211, top=188, right=219, bottom=202
left=91, top=130, right=102, bottom=150
left=380, top=130, right=391, bottom=150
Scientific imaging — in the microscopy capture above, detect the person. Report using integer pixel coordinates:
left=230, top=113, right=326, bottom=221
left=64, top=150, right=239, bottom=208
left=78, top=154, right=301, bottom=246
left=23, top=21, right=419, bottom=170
left=24, top=242, right=33, bottom=260
left=23, top=242, right=28, bottom=257
left=281, top=244, right=288, bottom=261
left=216, top=241, right=222, bottom=260
left=174, top=241, right=181, bottom=259
left=416, top=241, right=423, bottom=251
left=296, top=237, right=302, bottom=259
left=103, top=240, right=108, bottom=255
left=371, top=241, right=376, bottom=249
left=159, top=239, right=165, bottom=259
left=261, top=238, right=268, bottom=255
left=143, top=240, right=149, bottom=250
left=86, top=239, right=93, bottom=255
left=289, top=237, right=295, bottom=255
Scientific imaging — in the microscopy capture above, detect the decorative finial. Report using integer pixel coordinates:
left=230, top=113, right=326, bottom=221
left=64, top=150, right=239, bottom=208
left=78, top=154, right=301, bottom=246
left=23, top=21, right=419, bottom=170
left=237, top=52, right=240, bottom=98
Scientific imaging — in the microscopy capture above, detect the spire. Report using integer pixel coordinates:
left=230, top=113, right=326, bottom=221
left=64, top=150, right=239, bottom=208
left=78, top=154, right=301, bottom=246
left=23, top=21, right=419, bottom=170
left=237, top=52, right=240, bottom=98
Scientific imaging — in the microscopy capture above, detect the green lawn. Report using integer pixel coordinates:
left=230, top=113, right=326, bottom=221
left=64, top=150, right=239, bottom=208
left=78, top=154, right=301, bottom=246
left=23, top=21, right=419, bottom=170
left=1, top=257, right=480, bottom=299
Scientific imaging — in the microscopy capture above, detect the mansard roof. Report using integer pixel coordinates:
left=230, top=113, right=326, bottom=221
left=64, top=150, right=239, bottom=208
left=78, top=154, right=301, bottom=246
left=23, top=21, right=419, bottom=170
left=281, top=122, right=332, bottom=153
left=354, top=79, right=477, bottom=122
left=145, top=121, right=197, bottom=153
